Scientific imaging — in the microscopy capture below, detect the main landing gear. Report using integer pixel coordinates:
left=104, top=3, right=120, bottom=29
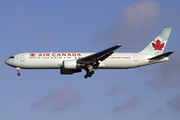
left=84, top=69, right=95, bottom=79
left=16, top=67, right=21, bottom=76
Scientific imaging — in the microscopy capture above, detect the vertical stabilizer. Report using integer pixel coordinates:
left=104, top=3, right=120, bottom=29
left=140, top=27, right=172, bottom=55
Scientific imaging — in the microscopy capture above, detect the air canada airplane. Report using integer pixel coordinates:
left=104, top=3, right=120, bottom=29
left=5, top=27, right=174, bottom=78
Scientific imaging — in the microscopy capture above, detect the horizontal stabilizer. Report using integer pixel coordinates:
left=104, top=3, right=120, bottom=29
left=148, top=51, right=174, bottom=61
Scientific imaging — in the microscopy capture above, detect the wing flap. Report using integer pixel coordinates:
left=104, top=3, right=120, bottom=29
left=148, top=51, right=174, bottom=61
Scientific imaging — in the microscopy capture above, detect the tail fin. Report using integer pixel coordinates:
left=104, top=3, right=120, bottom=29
left=140, top=27, right=172, bottom=55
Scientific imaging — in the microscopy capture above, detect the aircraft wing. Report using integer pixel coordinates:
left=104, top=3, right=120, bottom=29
left=77, top=45, right=122, bottom=65
left=148, top=51, right=174, bottom=61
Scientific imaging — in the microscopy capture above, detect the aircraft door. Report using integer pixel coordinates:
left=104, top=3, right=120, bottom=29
left=21, top=55, right=25, bottom=62
left=134, top=55, right=138, bottom=62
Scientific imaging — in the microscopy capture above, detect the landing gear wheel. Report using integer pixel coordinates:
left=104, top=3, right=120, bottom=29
left=17, top=73, right=21, bottom=76
left=84, top=75, right=88, bottom=79
left=88, top=73, right=92, bottom=77
left=84, top=69, right=95, bottom=78
left=90, top=70, right=94, bottom=74
left=16, top=68, right=21, bottom=76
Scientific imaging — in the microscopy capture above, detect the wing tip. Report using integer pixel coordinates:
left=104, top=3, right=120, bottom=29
left=115, top=44, right=122, bottom=47
left=168, top=51, right=174, bottom=55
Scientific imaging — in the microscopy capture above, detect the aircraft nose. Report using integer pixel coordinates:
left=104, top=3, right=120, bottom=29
left=5, top=59, right=10, bottom=65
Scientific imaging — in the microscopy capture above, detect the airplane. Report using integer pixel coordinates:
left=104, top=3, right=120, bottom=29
left=5, top=27, right=174, bottom=78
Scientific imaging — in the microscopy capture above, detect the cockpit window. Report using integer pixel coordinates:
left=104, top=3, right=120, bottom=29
left=9, top=56, right=14, bottom=59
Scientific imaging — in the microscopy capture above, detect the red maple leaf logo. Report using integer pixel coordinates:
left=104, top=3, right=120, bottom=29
left=152, top=40, right=165, bottom=50
left=30, top=53, right=36, bottom=57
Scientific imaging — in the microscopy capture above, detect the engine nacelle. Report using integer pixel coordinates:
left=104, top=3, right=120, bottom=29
left=60, top=69, right=82, bottom=74
left=63, top=60, right=77, bottom=69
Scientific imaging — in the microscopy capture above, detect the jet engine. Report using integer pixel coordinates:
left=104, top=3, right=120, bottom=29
left=61, top=60, right=83, bottom=74
left=63, top=60, right=77, bottom=69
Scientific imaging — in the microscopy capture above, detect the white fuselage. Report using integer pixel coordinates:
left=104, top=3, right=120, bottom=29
left=5, top=52, right=169, bottom=69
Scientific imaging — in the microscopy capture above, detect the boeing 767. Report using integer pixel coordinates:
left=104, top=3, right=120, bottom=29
left=5, top=27, right=174, bottom=78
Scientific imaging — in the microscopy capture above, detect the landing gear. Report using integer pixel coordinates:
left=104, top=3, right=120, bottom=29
left=90, top=70, right=94, bottom=74
left=17, top=73, right=21, bottom=76
left=84, top=69, right=95, bottom=79
left=16, top=67, right=21, bottom=76
left=84, top=75, right=88, bottom=79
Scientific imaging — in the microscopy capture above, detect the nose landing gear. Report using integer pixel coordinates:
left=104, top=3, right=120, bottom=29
left=16, top=68, right=21, bottom=76
left=17, top=73, right=21, bottom=76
